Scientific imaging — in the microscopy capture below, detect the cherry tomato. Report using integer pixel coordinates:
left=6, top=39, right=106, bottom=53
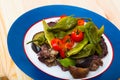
left=59, top=49, right=66, bottom=58
left=51, top=38, right=62, bottom=51
left=51, top=38, right=67, bottom=58
left=77, top=19, right=84, bottom=26
left=62, top=35, right=74, bottom=50
left=60, top=15, right=67, bottom=19
left=51, top=35, right=74, bottom=59
left=71, top=29, right=84, bottom=42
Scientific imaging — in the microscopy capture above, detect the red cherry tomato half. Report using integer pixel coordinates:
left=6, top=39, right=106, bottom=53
left=62, top=35, right=74, bottom=50
left=51, top=38, right=62, bottom=51
left=51, top=35, right=75, bottom=58
left=60, top=15, right=67, bottom=19
left=77, top=19, right=84, bottom=26
left=71, top=29, right=84, bottom=42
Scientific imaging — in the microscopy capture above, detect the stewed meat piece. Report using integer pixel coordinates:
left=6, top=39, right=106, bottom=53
left=38, top=44, right=58, bottom=67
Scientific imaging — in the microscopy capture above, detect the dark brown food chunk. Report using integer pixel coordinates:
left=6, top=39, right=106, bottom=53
left=89, top=58, right=103, bottom=71
left=100, top=37, right=108, bottom=58
left=69, top=66, right=89, bottom=78
left=38, top=44, right=58, bottom=67
left=75, top=56, right=93, bottom=68
left=31, top=43, right=41, bottom=53
left=47, top=22, right=56, bottom=27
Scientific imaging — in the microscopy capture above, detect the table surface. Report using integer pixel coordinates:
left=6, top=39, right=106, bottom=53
left=0, top=0, right=120, bottom=80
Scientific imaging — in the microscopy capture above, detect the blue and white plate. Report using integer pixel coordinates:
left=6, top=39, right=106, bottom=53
left=7, top=5, right=120, bottom=80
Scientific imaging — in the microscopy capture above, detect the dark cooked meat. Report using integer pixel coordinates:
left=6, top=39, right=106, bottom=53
left=75, top=56, right=93, bottom=68
left=69, top=66, right=89, bottom=78
left=38, top=44, right=58, bottom=67
left=75, top=55, right=103, bottom=71
left=89, top=57, right=103, bottom=71
left=47, top=22, right=56, bottom=27
left=100, top=37, right=108, bottom=58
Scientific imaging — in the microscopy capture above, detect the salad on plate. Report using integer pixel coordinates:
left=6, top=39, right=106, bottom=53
left=27, top=15, right=108, bottom=79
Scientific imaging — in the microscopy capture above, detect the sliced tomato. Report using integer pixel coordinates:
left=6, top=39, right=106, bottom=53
left=51, top=38, right=62, bottom=51
left=71, top=29, right=84, bottom=42
left=51, top=38, right=66, bottom=58
left=51, top=35, right=75, bottom=58
left=62, top=35, right=74, bottom=50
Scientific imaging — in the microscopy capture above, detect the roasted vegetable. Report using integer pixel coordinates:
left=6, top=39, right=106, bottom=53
left=84, top=22, right=104, bottom=55
left=42, top=20, right=55, bottom=47
left=32, top=32, right=46, bottom=46
left=27, top=31, right=47, bottom=46
left=95, top=44, right=103, bottom=55
left=69, top=66, right=89, bottom=78
left=31, top=43, right=41, bottom=53
left=75, top=56, right=93, bottom=68
left=66, top=34, right=88, bottom=57
left=85, top=22, right=100, bottom=44
left=58, top=58, right=76, bottom=67
left=54, top=31, right=66, bottom=39
left=76, top=25, right=85, bottom=32
left=77, top=17, right=92, bottom=22
left=98, top=25, right=104, bottom=38
left=77, top=19, right=84, bottom=26
left=65, top=25, right=85, bottom=36
left=51, top=38, right=63, bottom=51
left=62, top=35, right=74, bottom=50
left=47, top=16, right=77, bottom=31
left=71, top=29, right=84, bottom=42
left=71, top=44, right=95, bottom=59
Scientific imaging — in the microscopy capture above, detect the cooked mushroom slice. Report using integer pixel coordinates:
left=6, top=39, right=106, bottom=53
left=69, top=66, right=89, bottom=78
